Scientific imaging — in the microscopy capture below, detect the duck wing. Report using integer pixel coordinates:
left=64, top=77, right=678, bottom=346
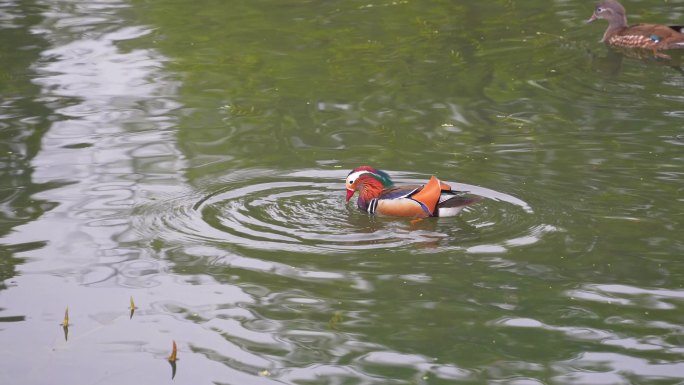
left=616, top=23, right=684, bottom=48
left=435, top=192, right=482, bottom=217
left=368, top=185, right=425, bottom=217
left=371, top=177, right=444, bottom=217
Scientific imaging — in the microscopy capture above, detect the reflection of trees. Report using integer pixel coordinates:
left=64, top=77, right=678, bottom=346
left=0, top=0, right=182, bottom=290
left=0, top=1, right=60, bottom=284
left=134, top=2, right=505, bottom=176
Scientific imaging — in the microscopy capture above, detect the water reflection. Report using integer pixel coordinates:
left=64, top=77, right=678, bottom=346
left=589, top=48, right=684, bottom=76
left=4, top=0, right=182, bottom=286
left=0, top=0, right=185, bottom=383
left=567, top=283, right=684, bottom=310
left=0, top=0, right=54, bottom=253
left=554, top=352, right=684, bottom=384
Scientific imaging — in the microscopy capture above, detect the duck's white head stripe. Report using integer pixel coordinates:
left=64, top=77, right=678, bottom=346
left=347, top=170, right=373, bottom=183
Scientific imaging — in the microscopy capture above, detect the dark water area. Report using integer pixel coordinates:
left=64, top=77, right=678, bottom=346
left=1, top=0, right=683, bottom=384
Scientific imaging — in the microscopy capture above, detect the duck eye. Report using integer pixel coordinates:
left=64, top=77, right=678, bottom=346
left=348, top=179, right=355, bottom=184
left=596, top=7, right=603, bottom=12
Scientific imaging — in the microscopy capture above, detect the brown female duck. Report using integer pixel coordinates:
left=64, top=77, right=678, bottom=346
left=587, top=0, right=684, bottom=51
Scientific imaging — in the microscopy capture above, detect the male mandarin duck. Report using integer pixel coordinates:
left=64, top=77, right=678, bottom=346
left=587, top=0, right=684, bottom=51
left=344, top=166, right=481, bottom=218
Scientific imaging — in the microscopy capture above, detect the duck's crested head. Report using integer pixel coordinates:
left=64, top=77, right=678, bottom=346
left=345, top=166, right=393, bottom=202
left=588, top=0, right=627, bottom=26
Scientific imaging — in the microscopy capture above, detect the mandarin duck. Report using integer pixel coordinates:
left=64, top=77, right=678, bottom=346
left=345, top=166, right=481, bottom=218
left=587, top=0, right=684, bottom=51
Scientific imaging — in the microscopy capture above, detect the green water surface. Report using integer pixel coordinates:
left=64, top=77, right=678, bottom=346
left=1, top=1, right=683, bottom=384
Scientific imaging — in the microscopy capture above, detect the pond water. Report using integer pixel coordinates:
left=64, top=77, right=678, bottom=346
left=1, top=0, right=683, bottom=384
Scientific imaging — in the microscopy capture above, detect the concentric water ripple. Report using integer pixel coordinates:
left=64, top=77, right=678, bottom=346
left=134, top=169, right=555, bottom=253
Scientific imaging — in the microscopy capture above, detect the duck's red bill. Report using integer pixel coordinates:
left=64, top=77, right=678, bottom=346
left=345, top=189, right=354, bottom=202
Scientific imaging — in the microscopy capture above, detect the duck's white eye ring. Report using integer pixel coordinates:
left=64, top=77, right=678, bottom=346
left=348, top=179, right=355, bottom=184
left=596, top=7, right=603, bottom=12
